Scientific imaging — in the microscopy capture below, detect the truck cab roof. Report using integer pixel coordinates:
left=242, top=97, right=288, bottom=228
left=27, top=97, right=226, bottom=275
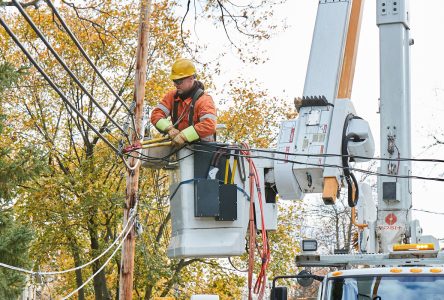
left=326, top=266, right=444, bottom=278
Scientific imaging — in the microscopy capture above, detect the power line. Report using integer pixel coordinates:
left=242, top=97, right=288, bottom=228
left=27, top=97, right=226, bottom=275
left=1, top=11, right=140, bottom=170
left=0, top=207, right=137, bottom=276
left=0, top=17, right=121, bottom=155
left=11, top=0, right=128, bottom=138
left=61, top=218, right=136, bottom=300
left=13, top=0, right=444, bottom=178
left=188, top=145, right=444, bottom=183
left=123, top=141, right=444, bottom=182
left=124, top=144, right=191, bottom=164
left=45, top=0, right=131, bottom=113
left=45, top=0, right=137, bottom=138
left=191, top=143, right=444, bottom=181
left=412, top=208, right=444, bottom=216
left=6, top=3, right=444, bottom=170
left=203, top=142, right=444, bottom=164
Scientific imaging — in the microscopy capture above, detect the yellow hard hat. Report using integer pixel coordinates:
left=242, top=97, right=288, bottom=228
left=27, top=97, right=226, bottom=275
left=170, top=58, right=196, bottom=80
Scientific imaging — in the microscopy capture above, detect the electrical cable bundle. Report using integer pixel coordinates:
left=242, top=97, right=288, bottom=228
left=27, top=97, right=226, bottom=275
left=240, top=143, right=270, bottom=300
left=191, top=142, right=444, bottom=183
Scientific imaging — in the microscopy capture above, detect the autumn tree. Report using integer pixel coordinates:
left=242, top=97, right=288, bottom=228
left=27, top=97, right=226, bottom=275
left=0, top=61, right=44, bottom=299
left=1, top=0, right=188, bottom=298
left=0, top=0, right=298, bottom=298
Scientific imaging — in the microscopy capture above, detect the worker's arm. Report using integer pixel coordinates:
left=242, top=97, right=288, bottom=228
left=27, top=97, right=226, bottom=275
left=194, top=95, right=217, bottom=137
left=150, top=91, right=175, bottom=132
left=180, top=94, right=217, bottom=142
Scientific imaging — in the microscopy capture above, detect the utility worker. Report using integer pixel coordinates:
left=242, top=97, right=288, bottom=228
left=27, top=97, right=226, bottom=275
left=151, top=58, right=217, bottom=146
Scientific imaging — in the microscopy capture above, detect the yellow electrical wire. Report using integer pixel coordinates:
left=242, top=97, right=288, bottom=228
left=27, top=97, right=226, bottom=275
left=224, top=158, right=230, bottom=184
left=231, top=158, right=237, bottom=184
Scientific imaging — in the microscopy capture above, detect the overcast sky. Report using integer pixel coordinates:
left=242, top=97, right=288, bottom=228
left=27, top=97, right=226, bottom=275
left=184, top=0, right=444, bottom=240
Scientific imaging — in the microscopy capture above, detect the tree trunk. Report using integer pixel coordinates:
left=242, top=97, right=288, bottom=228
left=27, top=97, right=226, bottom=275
left=159, top=259, right=200, bottom=297
left=334, top=211, right=340, bottom=250
left=115, top=262, right=120, bottom=300
left=345, top=213, right=353, bottom=252
left=144, top=284, right=153, bottom=300
left=88, top=220, right=111, bottom=300
left=70, top=247, right=86, bottom=300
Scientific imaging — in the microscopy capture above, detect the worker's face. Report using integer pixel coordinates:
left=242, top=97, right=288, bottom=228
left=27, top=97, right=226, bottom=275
left=174, top=76, right=195, bottom=94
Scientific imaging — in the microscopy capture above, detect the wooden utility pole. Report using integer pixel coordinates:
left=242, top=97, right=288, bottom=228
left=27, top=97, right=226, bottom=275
left=119, top=0, right=151, bottom=299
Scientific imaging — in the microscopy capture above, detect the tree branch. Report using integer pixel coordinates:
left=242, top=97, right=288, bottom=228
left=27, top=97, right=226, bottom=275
left=1, top=0, right=42, bottom=9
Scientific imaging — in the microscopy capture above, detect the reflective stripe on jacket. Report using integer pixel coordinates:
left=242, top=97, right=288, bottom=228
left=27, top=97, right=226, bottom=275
left=151, top=89, right=217, bottom=140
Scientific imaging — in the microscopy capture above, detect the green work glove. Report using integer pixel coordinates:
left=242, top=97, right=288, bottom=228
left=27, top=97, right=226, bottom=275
left=181, top=126, right=200, bottom=142
left=155, top=118, right=172, bottom=132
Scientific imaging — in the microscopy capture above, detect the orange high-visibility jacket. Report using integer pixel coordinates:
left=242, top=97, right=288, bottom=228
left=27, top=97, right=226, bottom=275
left=151, top=84, right=217, bottom=141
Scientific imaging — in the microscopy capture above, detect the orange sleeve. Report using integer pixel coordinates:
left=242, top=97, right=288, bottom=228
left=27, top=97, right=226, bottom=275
left=193, top=94, right=217, bottom=138
left=150, top=90, right=175, bottom=126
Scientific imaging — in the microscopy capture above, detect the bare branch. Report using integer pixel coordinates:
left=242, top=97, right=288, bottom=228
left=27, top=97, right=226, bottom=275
left=1, top=0, right=42, bottom=9
left=216, top=0, right=238, bottom=49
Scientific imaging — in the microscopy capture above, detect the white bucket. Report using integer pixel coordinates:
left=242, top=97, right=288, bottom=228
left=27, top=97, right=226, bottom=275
left=141, top=145, right=175, bottom=169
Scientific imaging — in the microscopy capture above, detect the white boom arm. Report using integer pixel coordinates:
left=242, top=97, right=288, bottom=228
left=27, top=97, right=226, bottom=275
left=275, top=0, right=374, bottom=206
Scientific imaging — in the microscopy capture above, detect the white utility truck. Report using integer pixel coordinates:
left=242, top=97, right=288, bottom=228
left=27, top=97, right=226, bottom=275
left=143, top=0, right=444, bottom=299
left=272, top=0, right=444, bottom=299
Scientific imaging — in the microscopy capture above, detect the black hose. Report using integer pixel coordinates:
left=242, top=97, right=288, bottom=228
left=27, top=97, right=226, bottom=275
left=236, top=149, right=247, bottom=182
left=342, top=114, right=360, bottom=207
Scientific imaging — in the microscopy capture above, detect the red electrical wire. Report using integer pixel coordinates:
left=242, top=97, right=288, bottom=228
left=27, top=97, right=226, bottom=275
left=247, top=159, right=256, bottom=300
left=251, top=161, right=270, bottom=298
left=241, top=142, right=270, bottom=300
